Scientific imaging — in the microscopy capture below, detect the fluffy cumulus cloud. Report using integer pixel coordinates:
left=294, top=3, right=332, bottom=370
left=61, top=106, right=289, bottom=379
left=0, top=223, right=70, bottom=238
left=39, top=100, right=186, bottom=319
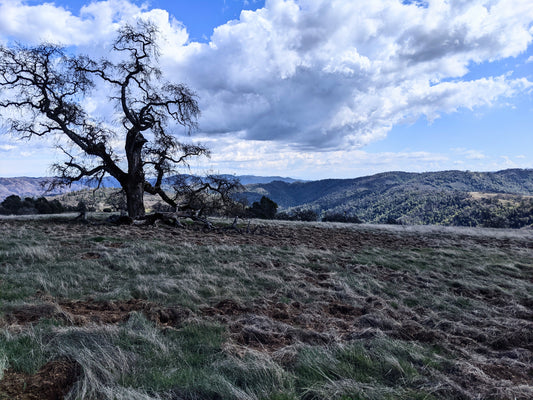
left=0, top=0, right=133, bottom=45
left=166, top=0, right=533, bottom=150
left=0, top=0, right=532, bottom=177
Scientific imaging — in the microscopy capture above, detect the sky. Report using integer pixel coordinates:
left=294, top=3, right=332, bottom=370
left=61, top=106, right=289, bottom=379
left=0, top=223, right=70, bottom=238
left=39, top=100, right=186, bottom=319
left=0, top=0, right=532, bottom=180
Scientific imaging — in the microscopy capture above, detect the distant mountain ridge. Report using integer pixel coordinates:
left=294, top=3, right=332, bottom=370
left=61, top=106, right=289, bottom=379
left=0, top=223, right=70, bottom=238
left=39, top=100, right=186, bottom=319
left=0, top=177, right=89, bottom=201
left=242, top=169, right=533, bottom=208
left=2, top=169, right=532, bottom=227
left=0, top=174, right=302, bottom=200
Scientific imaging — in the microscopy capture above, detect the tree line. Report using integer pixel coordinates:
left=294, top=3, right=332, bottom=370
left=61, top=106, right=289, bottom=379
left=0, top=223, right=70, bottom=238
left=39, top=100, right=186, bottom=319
left=2, top=190, right=531, bottom=229
left=0, top=195, right=67, bottom=215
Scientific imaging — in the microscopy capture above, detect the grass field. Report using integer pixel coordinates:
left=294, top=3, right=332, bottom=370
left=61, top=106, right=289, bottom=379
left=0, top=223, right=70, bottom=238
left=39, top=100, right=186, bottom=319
left=0, top=216, right=532, bottom=399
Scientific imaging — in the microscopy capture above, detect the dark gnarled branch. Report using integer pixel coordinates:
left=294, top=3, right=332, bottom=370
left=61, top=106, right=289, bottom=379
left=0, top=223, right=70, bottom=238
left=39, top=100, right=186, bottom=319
left=0, top=20, right=203, bottom=219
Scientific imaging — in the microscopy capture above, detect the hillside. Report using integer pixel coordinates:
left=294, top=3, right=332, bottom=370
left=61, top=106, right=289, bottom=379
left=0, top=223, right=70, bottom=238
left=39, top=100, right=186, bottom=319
left=0, top=177, right=90, bottom=200
left=0, top=175, right=301, bottom=201
left=242, top=169, right=533, bottom=226
left=3, top=169, right=532, bottom=228
left=243, top=169, right=533, bottom=206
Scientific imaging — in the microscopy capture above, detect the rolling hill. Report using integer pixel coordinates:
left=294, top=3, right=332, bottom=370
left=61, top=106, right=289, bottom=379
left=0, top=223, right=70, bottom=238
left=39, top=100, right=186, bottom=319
left=0, top=175, right=301, bottom=201
left=242, top=169, right=533, bottom=207
left=0, top=177, right=90, bottom=200
left=241, top=169, right=533, bottom=227
left=2, top=169, right=532, bottom=228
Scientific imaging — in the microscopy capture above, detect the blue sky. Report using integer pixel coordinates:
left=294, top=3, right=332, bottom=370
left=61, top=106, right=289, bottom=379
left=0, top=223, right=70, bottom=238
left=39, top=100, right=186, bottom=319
left=46, top=0, right=266, bottom=41
left=0, top=0, right=532, bottom=179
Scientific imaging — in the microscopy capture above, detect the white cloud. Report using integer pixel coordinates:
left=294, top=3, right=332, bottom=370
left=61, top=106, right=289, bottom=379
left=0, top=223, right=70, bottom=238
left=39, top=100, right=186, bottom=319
left=0, top=144, right=16, bottom=151
left=195, top=135, right=450, bottom=179
left=159, top=0, right=533, bottom=150
left=0, top=0, right=147, bottom=45
left=0, top=0, right=532, bottom=177
left=452, top=148, right=487, bottom=160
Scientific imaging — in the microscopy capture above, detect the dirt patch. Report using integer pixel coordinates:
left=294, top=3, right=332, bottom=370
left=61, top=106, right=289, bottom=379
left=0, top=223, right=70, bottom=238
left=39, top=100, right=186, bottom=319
left=394, top=320, right=445, bottom=343
left=0, top=358, right=81, bottom=400
left=488, top=326, right=533, bottom=352
left=202, top=297, right=375, bottom=350
left=80, top=251, right=101, bottom=260
left=479, top=361, right=533, bottom=385
left=2, top=303, right=71, bottom=326
left=201, top=299, right=250, bottom=316
left=9, top=218, right=530, bottom=255
left=230, top=314, right=329, bottom=351
left=59, top=299, right=191, bottom=327
left=2, top=299, right=191, bottom=328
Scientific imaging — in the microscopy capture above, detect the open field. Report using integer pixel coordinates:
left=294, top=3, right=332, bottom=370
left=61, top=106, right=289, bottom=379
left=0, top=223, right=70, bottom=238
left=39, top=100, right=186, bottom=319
left=0, top=216, right=532, bottom=399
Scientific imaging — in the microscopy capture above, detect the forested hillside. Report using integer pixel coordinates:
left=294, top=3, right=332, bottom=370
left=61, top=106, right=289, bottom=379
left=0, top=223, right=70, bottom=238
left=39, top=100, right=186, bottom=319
left=2, top=169, right=532, bottom=228
left=242, top=169, right=533, bottom=227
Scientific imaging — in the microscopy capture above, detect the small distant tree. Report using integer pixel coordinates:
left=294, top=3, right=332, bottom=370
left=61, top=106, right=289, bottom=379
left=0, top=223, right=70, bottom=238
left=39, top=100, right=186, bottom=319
left=276, top=208, right=318, bottom=222
left=76, top=201, right=87, bottom=213
left=34, top=197, right=52, bottom=214
left=106, top=190, right=127, bottom=213
left=248, top=196, right=278, bottom=219
left=0, top=195, right=65, bottom=215
left=1, top=195, right=23, bottom=214
left=384, top=215, right=402, bottom=225
left=0, top=20, right=207, bottom=219
left=33, top=196, right=64, bottom=214
left=292, top=208, right=318, bottom=222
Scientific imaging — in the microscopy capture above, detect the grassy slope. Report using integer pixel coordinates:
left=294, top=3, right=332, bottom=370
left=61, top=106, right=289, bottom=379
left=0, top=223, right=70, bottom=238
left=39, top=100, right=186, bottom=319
left=0, top=217, right=532, bottom=399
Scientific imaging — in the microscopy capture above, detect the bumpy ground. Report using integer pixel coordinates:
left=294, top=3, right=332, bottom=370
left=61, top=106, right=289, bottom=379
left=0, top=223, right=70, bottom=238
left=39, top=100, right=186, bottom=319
left=0, top=217, right=532, bottom=399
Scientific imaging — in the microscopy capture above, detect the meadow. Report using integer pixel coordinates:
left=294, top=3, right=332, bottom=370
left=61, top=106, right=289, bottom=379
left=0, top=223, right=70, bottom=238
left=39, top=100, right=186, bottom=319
left=0, top=216, right=532, bottom=399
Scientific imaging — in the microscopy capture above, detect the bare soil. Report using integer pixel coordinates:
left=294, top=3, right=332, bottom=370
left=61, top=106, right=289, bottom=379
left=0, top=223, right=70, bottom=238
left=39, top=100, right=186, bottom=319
left=0, top=358, right=81, bottom=400
left=2, top=298, right=191, bottom=328
left=19, top=217, right=533, bottom=251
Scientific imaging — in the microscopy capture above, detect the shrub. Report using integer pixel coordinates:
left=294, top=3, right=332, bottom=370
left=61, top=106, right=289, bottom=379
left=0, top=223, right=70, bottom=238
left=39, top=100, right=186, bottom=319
left=322, top=212, right=362, bottom=224
left=0, top=195, right=65, bottom=215
left=276, top=208, right=318, bottom=222
left=248, top=196, right=278, bottom=219
left=1, top=195, right=23, bottom=214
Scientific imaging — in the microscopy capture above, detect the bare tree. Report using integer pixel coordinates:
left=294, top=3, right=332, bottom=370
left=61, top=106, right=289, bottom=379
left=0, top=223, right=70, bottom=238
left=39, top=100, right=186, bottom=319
left=0, top=20, right=207, bottom=218
left=171, top=174, right=244, bottom=217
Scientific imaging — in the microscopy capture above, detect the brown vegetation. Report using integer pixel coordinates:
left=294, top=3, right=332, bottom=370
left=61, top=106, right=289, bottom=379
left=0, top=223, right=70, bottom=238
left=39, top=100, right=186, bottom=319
left=0, top=217, right=532, bottom=399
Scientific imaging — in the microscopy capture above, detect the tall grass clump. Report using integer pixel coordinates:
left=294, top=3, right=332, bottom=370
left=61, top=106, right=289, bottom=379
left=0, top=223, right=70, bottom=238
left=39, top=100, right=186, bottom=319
left=0, top=324, right=47, bottom=374
left=293, top=339, right=443, bottom=400
left=0, top=352, right=7, bottom=380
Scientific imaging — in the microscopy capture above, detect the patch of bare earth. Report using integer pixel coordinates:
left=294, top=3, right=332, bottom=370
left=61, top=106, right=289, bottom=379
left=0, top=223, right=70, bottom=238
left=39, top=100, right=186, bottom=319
left=2, top=299, right=191, bottom=328
left=0, top=358, right=81, bottom=400
left=0, top=299, right=191, bottom=399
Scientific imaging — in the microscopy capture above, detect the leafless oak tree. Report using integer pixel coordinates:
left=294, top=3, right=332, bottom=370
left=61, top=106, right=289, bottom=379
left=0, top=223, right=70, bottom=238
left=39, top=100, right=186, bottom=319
left=0, top=20, right=223, bottom=218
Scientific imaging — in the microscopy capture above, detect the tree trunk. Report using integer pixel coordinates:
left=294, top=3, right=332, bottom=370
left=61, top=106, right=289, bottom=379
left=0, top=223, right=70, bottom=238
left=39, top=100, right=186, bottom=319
left=124, top=129, right=147, bottom=218
left=125, top=180, right=145, bottom=218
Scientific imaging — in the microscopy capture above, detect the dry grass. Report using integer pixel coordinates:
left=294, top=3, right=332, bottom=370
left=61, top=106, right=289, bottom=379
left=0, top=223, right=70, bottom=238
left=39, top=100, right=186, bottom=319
left=0, top=216, right=532, bottom=399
